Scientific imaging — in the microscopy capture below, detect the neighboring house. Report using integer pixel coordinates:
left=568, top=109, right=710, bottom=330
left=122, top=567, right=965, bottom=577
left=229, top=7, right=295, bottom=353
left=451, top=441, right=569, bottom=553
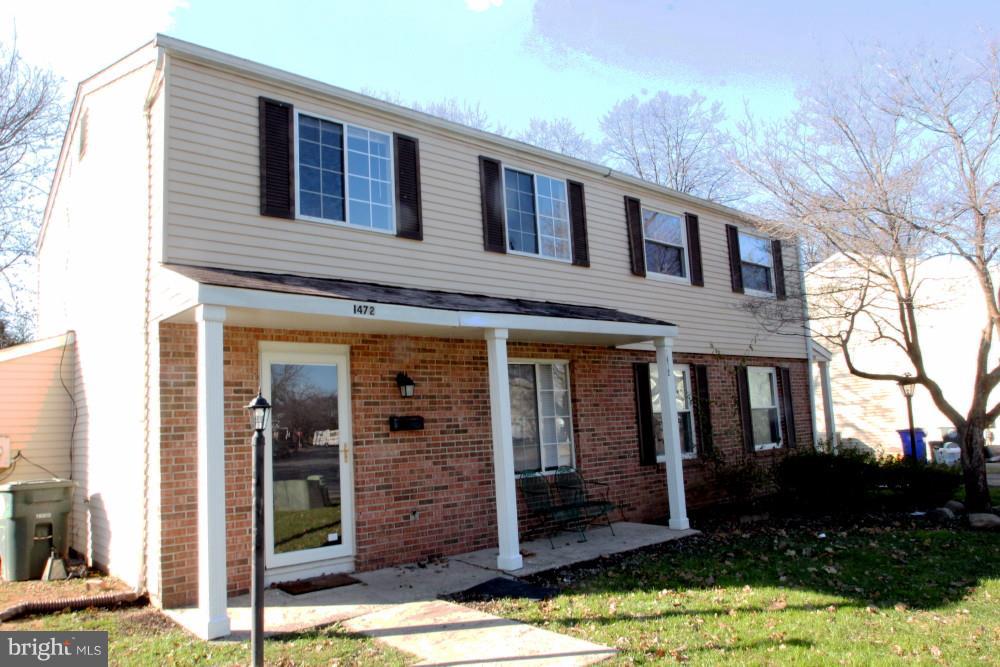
left=0, top=333, right=76, bottom=483
left=33, top=36, right=815, bottom=639
left=807, top=254, right=999, bottom=455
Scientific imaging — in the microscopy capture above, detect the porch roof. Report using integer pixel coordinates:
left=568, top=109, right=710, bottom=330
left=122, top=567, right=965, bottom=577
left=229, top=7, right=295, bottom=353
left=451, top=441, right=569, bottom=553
left=162, top=264, right=677, bottom=345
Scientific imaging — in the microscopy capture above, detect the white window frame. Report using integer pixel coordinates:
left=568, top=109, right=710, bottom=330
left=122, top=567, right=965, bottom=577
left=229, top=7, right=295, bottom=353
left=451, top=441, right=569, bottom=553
left=748, top=365, right=782, bottom=451
left=294, top=110, right=396, bottom=235
left=641, top=207, right=690, bottom=285
left=500, top=164, right=573, bottom=264
left=737, top=230, right=775, bottom=298
left=650, top=362, right=698, bottom=461
left=509, top=358, right=576, bottom=474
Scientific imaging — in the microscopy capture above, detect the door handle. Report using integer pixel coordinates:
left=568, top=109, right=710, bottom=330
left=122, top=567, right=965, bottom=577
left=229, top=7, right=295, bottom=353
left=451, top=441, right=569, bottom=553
left=341, top=443, right=351, bottom=463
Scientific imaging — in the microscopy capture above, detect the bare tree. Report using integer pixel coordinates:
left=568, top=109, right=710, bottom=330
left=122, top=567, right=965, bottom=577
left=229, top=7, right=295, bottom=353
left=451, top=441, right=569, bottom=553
left=516, top=117, right=599, bottom=162
left=733, top=44, right=1000, bottom=511
left=361, top=88, right=505, bottom=134
left=0, top=39, right=62, bottom=341
left=600, top=90, right=743, bottom=203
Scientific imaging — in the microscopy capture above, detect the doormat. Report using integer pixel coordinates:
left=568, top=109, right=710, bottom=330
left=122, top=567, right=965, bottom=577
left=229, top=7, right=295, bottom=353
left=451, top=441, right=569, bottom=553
left=449, top=577, right=559, bottom=602
left=275, top=573, right=361, bottom=596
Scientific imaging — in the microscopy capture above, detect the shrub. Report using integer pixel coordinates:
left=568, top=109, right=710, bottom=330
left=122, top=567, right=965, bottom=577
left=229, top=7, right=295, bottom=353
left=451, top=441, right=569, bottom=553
left=774, top=450, right=961, bottom=513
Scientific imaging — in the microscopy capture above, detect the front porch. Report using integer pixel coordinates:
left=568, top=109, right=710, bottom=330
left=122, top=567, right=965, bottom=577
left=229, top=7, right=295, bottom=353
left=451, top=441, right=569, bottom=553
left=157, top=264, right=693, bottom=639
left=166, top=521, right=697, bottom=637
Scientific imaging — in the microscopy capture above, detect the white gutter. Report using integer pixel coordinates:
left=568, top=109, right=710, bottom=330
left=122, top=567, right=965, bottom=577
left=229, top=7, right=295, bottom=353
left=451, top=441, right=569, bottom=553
left=196, top=283, right=678, bottom=341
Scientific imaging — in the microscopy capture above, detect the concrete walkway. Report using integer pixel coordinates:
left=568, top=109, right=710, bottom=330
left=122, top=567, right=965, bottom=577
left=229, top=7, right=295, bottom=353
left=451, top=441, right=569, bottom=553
left=167, top=522, right=696, bottom=664
left=344, top=599, right=616, bottom=666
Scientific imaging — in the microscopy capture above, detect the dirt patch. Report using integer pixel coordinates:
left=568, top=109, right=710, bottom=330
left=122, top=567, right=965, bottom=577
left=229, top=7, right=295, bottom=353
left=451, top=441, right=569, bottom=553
left=0, top=574, right=131, bottom=610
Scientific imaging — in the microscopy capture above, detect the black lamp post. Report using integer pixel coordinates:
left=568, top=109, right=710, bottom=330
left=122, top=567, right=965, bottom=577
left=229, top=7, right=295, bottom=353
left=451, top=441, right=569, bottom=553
left=245, top=390, right=271, bottom=667
left=898, top=373, right=917, bottom=462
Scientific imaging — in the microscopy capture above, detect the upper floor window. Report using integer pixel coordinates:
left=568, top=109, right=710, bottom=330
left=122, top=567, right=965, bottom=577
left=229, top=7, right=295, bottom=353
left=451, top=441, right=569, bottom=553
left=297, top=112, right=394, bottom=232
left=503, top=167, right=571, bottom=261
left=643, top=208, right=687, bottom=279
left=509, top=361, right=574, bottom=473
left=748, top=366, right=781, bottom=450
left=649, top=363, right=697, bottom=458
left=738, top=231, right=774, bottom=294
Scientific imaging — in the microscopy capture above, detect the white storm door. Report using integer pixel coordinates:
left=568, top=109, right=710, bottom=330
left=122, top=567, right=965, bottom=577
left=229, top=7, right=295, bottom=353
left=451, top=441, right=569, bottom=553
left=261, top=343, right=354, bottom=568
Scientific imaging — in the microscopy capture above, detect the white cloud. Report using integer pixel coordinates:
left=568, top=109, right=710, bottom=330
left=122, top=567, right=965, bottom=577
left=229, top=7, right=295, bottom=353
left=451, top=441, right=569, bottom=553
left=0, top=0, right=186, bottom=88
left=465, top=0, right=503, bottom=12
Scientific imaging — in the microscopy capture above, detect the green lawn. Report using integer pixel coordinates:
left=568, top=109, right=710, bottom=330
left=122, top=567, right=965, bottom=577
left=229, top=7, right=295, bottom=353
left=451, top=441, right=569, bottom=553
left=5, top=514, right=997, bottom=665
left=468, top=517, right=1000, bottom=665
left=4, top=606, right=411, bottom=666
left=273, top=506, right=341, bottom=554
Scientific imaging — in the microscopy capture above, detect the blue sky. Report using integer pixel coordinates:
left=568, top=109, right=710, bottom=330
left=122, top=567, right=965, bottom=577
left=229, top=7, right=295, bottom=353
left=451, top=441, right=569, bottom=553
left=5, top=0, right=999, bottom=139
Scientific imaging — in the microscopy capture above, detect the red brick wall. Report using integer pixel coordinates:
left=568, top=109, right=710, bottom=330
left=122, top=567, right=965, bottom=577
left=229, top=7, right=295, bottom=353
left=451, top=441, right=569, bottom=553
left=157, top=324, right=812, bottom=606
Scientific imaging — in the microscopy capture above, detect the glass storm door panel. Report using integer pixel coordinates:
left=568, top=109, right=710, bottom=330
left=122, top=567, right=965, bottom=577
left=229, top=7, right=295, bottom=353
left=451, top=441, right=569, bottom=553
left=262, top=345, right=353, bottom=568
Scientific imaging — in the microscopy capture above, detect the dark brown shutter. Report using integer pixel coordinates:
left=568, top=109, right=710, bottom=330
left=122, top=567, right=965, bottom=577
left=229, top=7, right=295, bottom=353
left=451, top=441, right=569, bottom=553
left=726, top=224, right=743, bottom=293
left=625, top=196, right=646, bottom=276
left=772, top=239, right=787, bottom=299
left=567, top=180, right=589, bottom=267
left=393, top=133, right=422, bottom=240
left=736, top=366, right=755, bottom=453
left=779, top=367, right=797, bottom=448
left=691, top=364, right=713, bottom=457
left=479, top=156, right=506, bottom=253
left=633, top=363, right=657, bottom=466
left=685, top=213, right=704, bottom=286
left=259, top=97, right=294, bottom=219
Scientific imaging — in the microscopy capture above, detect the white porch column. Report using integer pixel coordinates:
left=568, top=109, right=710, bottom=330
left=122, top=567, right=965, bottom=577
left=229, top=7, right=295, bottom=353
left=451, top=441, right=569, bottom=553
left=485, top=328, right=523, bottom=571
left=818, top=360, right=837, bottom=449
left=655, top=336, right=690, bottom=530
left=195, top=305, right=230, bottom=639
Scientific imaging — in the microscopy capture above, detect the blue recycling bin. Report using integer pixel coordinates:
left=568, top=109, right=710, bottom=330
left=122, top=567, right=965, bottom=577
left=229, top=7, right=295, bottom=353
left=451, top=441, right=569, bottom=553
left=897, top=428, right=927, bottom=462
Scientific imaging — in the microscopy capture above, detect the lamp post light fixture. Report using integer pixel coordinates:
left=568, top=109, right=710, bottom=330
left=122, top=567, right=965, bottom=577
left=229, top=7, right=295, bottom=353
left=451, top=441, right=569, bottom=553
left=245, top=390, right=271, bottom=667
left=396, top=372, right=416, bottom=398
left=898, top=373, right=918, bottom=462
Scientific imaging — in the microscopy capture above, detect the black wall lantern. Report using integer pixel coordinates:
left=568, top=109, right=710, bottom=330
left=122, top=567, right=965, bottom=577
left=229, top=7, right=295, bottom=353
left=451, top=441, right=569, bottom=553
left=396, top=372, right=416, bottom=398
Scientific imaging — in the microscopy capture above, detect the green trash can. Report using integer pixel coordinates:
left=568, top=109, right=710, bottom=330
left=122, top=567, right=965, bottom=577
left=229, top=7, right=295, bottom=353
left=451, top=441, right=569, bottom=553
left=0, top=479, right=75, bottom=581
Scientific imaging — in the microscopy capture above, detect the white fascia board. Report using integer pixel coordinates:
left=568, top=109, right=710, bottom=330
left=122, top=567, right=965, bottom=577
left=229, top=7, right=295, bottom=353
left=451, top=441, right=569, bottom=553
left=0, top=332, right=75, bottom=363
left=458, top=311, right=677, bottom=339
left=195, top=284, right=676, bottom=339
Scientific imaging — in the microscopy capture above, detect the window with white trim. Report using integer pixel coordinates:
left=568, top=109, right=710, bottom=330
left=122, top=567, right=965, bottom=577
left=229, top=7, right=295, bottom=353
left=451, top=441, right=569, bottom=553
left=297, top=112, right=394, bottom=231
left=738, top=231, right=774, bottom=294
left=649, top=364, right=696, bottom=458
left=748, top=366, right=782, bottom=449
left=503, top=167, right=572, bottom=260
left=642, top=208, right=687, bottom=278
left=509, top=361, right=574, bottom=473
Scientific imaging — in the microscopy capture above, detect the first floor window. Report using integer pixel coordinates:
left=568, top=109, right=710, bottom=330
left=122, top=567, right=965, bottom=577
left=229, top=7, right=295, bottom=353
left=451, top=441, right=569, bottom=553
left=298, top=112, right=393, bottom=231
left=748, top=366, right=781, bottom=449
left=738, top=231, right=774, bottom=294
left=650, top=364, right=697, bottom=458
left=643, top=208, right=687, bottom=278
left=509, top=361, right=574, bottom=473
left=503, top=167, right=572, bottom=260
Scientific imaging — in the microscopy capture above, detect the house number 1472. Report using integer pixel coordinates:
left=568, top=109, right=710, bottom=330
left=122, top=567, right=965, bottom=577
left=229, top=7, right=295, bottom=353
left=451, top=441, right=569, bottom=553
left=353, top=304, right=376, bottom=316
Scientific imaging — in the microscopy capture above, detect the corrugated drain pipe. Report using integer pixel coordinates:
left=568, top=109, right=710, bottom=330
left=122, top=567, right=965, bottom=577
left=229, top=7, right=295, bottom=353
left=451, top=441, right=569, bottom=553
left=0, top=590, right=147, bottom=623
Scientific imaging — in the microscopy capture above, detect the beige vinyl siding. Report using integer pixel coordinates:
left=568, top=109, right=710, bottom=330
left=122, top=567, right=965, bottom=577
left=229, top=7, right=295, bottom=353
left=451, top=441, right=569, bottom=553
left=35, top=48, right=157, bottom=585
left=163, top=57, right=807, bottom=359
left=0, top=336, right=75, bottom=483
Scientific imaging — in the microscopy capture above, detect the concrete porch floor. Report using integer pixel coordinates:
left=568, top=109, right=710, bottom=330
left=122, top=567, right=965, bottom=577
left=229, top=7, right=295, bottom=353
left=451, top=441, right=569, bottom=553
left=166, top=521, right=697, bottom=637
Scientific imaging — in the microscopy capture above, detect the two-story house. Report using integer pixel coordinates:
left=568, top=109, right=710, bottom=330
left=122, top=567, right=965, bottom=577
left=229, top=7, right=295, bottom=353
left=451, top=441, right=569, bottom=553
left=34, top=36, right=816, bottom=639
